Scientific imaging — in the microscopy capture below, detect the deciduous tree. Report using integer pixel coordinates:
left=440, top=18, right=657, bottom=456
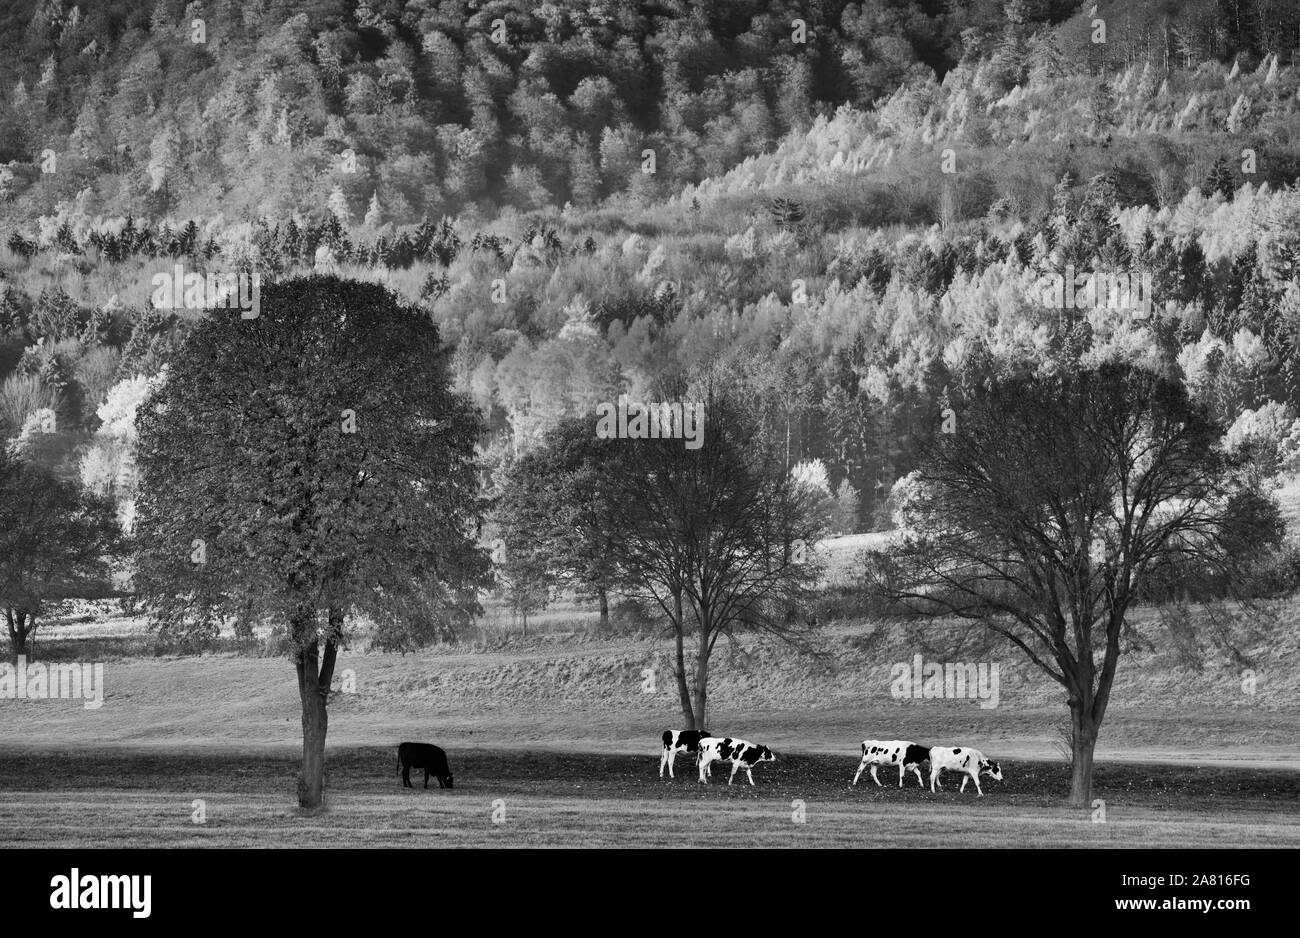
left=0, top=450, right=123, bottom=659
left=869, top=357, right=1276, bottom=805
left=135, top=277, right=490, bottom=808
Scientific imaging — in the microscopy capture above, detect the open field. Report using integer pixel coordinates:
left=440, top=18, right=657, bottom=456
left=8, top=604, right=1300, bottom=763
left=2, top=748, right=1297, bottom=848
left=5, top=591, right=1299, bottom=848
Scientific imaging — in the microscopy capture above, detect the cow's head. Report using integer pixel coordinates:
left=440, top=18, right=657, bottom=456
left=980, top=759, right=1002, bottom=781
left=757, top=746, right=776, bottom=763
left=444, top=773, right=455, bottom=789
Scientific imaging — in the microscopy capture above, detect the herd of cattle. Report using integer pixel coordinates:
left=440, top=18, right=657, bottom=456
left=661, top=731, right=1003, bottom=794
left=396, top=732, right=1004, bottom=795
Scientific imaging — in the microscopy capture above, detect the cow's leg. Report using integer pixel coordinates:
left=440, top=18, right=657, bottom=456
left=699, top=751, right=712, bottom=778
left=910, top=765, right=923, bottom=787
left=423, top=769, right=430, bottom=789
left=931, top=767, right=942, bottom=791
left=870, top=765, right=883, bottom=787
left=728, top=761, right=741, bottom=786
left=437, top=774, right=446, bottom=789
left=698, top=756, right=710, bottom=784
left=402, top=765, right=412, bottom=788
left=746, top=767, right=755, bottom=786
left=898, top=763, right=906, bottom=788
left=974, top=775, right=984, bottom=796
left=852, top=757, right=868, bottom=786
left=660, top=748, right=668, bottom=778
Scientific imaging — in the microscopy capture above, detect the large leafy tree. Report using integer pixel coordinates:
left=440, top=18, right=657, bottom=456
left=135, top=276, right=490, bottom=809
left=0, top=449, right=124, bottom=659
left=871, top=355, right=1277, bottom=806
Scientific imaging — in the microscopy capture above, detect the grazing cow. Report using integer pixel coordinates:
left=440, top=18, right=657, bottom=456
left=852, top=740, right=931, bottom=787
left=397, top=742, right=454, bottom=789
left=928, top=746, right=1002, bottom=795
left=660, top=729, right=713, bottom=779
left=697, top=736, right=776, bottom=786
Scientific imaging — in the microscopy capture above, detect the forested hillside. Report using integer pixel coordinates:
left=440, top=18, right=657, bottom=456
left=3, top=0, right=1300, bottom=529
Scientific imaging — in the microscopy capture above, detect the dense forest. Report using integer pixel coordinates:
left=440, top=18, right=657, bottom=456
left=3, top=0, right=1300, bottom=532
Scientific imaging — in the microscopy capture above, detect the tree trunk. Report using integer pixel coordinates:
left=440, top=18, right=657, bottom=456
left=1068, top=700, right=1098, bottom=808
left=294, top=613, right=339, bottom=811
left=672, top=591, right=695, bottom=728
left=234, top=598, right=256, bottom=643
left=6, top=609, right=31, bottom=659
left=597, top=588, right=609, bottom=630
left=784, top=412, right=791, bottom=471
left=692, top=632, right=710, bottom=733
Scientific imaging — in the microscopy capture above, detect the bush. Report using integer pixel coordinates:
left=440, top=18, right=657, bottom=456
left=610, top=596, right=658, bottom=630
left=812, top=584, right=884, bottom=623
left=1234, top=539, right=1300, bottom=598
left=0, top=286, right=29, bottom=336
left=30, top=288, right=85, bottom=341
left=74, top=346, right=123, bottom=415
left=0, top=372, right=59, bottom=435
left=260, top=624, right=292, bottom=657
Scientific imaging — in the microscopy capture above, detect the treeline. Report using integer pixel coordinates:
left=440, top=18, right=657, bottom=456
left=8, top=213, right=476, bottom=269
left=5, top=179, right=1300, bottom=528
left=3, top=0, right=1299, bottom=222
left=4, top=0, right=1300, bottom=532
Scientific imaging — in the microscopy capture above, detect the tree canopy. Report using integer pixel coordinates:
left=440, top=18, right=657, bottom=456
left=870, top=354, right=1279, bottom=804
left=0, top=446, right=123, bottom=657
left=134, top=275, right=491, bottom=806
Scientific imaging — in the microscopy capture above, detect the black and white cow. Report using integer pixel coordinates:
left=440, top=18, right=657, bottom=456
left=397, top=742, right=454, bottom=789
left=697, top=736, right=776, bottom=786
left=660, top=729, right=714, bottom=779
left=851, top=740, right=931, bottom=787
left=928, top=746, right=1002, bottom=795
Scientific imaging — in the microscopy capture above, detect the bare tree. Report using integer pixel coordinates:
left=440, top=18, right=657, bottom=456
left=595, top=385, right=826, bottom=730
left=868, top=358, right=1277, bottom=806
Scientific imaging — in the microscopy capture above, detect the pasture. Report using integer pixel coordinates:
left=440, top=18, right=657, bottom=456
left=2, top=747, right=1298, bottom=848
left=3, top=591, right=1298, bottom=848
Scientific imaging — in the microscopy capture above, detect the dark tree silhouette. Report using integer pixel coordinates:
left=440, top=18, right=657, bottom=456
left=593, top=384, right=826, bottom=730
left=134, top=276, right=490, bottom=809
left=0, top=449, right=124, bottom=659
left=869, top=357, right=1277, bottom=806
left=494, top=416, right=620, bottom=629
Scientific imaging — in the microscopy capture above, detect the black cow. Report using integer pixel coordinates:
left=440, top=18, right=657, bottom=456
left=397, top=742, right=454, bottom=789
